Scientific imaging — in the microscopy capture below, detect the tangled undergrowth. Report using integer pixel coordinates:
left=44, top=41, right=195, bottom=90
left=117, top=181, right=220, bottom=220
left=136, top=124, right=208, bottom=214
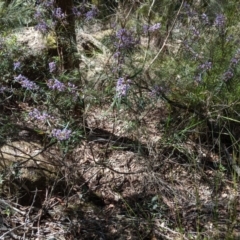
left=0, top=0, right=240, bottom=239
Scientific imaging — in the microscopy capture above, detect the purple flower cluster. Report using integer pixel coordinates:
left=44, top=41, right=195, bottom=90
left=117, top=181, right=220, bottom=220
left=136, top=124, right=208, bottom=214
left=116, top=77, right=131, bottom=97
left=34, top=1, right=98, bottom=33
left=47, top=79, right=65, bottom=91
left=190, top=26, right=200, bottom=38
left=51, top=128, right=72, bottom=141
left=49, top=61, right=57, bottom=73
left=53, top=7, right=65, bottom=20
left=115, top=28, right=139, bottom=50
left=0, top=86, right=6, bottom=93
left=67, top=82, right=78, bottom=93
left=0, top=86, right=13, bottom=93
left=113, top=51, right=125, bottom=65
left=35, top=21, right=49, bottom=34
left=221, top=49, right=240, bottom=82
left=143, top=23, right=161, bottom=34
left=230, top=49, right=240, bottom=67
left=112, top=28, right=139, bottom=73
left=150, top=85, right=163, bottom=98
left=113, top=51, right=121, bottom=59
left=34, top=9, right=42, bottom=20
left=34, top=1, right=69, bottom=33
left=72, top=6, right=81, bottom=17
left=67, top=82, right=79, bottom=101
left=222, top=69, right=234, bottom=82
left=13, top=61, right=21, bottom=71
left=14, top=74, right=39, bottom=90
left=214, top=14, right=226, bottom=29
left=72, top=4, right=98, bottom=21
left=199, top=61, right=212, bottom=71
left=201, top=13, right=209, bottom=25
left=85, top=6, right=98, bottom=21
left=29, top=108, right=51, bottom=121
left=183, top=3, right=197, bottom=18
left=0, top=86, right=9, bottom=93
left=194, top=61, right=212, bottom=83
left=42, top=0, right=55, bottom=9
left=183, top=40, right=200, bottom=60
left=149, top=23, right=161, bottom=32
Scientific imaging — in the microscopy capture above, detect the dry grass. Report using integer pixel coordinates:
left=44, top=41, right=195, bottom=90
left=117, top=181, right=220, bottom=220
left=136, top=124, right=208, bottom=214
left=1, top=99, right=240, bottom=240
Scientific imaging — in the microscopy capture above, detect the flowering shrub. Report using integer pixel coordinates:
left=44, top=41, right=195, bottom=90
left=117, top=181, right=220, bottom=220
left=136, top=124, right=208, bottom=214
left=29, top=108, right=52, bottom=122
left=0, top=0, right=239, bottom=145
left=115, top=28, right=139, bottom=50
left=14, top=74, right=39, bottom=90
left=48, top=61, right=57, bottom=73
left=1, top=1, right=240, bottom=238
left=47, top=78, right=65, bottom=91
left=51, top=128, right=72, bottom=141
left=116, top=77, right=131, bottom=97
left=1, top=0, right=240, bottom=145
left=143, top=23, right=161, bottom=34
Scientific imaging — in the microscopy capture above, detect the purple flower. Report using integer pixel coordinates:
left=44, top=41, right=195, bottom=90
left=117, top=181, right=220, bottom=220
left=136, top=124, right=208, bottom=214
left=0, top=86, right=7, bottom=93
left=67, top=82, right=78, bottom=93
left=230, top=49, right=240, bottom=67
left=51, top=128, right=72, bottom=141
left=143, top=23, right=161, bottom=34
left=230, top=57, right=238, bottom=66
left=49, top=61, right=56, bottom=73
left=111, top=65, right=122, bottom=73
left=214, top=14, right=226, bottom=29
left=67, top=82, right=79, bottom=99
left=29, top=108, right=51, bottom=121
left=34, top=9, right=42, bottom=20
left=116, top=77, right=131, bottom=97
left=53, top=7, right=65, bottom=20
left=201, top=13, right=209, bottom=25
left=13, top=61, right=21, bottom=71
left=199, top=61, right=212, bottom=71
left=67, top=83, right=79, bottom=101
left=35, top=21, right=48, bottom=34
left=47, top=79, right=65, bottom=91
left=183, top=3, right=197, bottom=17
left=43, top=0, right=55, bottom=9
left=222, top=69, right=234, bottom=82
left=148, top=23, right=161, bottom=32
left=72, top=6, right=81, bottom=17
left=14, top=74, right=39, bottom=90
left=113, top=51, right=125, bottom=64
left=183, top=40, right=200, bottom=60
left=190, top=26, right=200, bottom=37
left=0, top=86, right=14, bottom=93
left=85, top=6, right=98, bottom=21
left=143, top=24, right=149, bottom=34
left=115, top=28, right=139, bottom=50
left=0, top=86, right=13, bottom=93
left=150, top=85, right=163, bottom=98
left=113, top=51, right=121, bottom=59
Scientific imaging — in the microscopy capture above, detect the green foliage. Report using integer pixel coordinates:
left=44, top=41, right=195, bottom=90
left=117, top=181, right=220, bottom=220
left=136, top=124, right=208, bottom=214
left=146, top=1, right=240, bottom=147
left=0, top=0, right=34, bottom=32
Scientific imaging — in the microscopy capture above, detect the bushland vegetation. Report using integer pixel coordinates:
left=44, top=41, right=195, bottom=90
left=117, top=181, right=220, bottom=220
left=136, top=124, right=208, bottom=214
left=0, top=0, right=240, bottom=239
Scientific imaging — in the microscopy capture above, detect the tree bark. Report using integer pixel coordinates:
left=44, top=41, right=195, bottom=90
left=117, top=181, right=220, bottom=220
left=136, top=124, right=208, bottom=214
left=55, top=0, right=79, bottom=71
